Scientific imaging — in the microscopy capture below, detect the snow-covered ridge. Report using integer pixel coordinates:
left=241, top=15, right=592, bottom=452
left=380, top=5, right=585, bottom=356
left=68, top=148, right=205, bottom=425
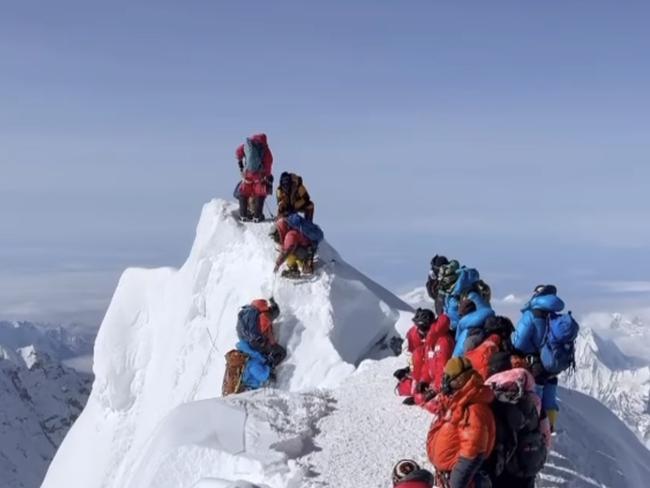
left=43, top=202, right=650, bottom=487
left=0, top=322, right=92, bottom=488
left=43, top=199, right=408, bottom=488
left=562, top=326, right=650, bottom=449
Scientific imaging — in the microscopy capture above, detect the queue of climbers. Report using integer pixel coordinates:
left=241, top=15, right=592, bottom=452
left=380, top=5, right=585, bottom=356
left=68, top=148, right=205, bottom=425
left=223, top=133, right=324, bottom=396
left=222, top=133, right=581, bottom=486
left=393, top=255, right=580, bottom=488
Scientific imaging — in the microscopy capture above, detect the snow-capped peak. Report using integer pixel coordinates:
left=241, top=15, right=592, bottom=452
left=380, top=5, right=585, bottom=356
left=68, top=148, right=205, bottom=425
left=563, top=326, right=650, bottom=449
left=43, top=199, right=407, bottom=488
left=0, top=322, right=93, bottom=488
left=41, top=201, right=650, bottom=488
left=18, top=345, right=40, bottom=369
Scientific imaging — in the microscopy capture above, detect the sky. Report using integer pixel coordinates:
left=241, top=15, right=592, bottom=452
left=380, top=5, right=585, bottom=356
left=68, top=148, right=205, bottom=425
left=1, top=1, right=649, bottom=326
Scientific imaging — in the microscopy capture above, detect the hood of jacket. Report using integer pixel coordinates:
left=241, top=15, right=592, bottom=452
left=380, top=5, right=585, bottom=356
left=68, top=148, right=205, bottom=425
left=250, top=133, right=268, bottom=146
left=524, top=294, right=565, bottom=313
left=438, top=371, right=495, bottom=419
left=426, top=314, right=451, bottom=343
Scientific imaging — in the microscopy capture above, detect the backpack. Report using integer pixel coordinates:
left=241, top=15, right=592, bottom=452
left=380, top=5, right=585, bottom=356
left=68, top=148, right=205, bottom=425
left=488, top=369, right=547, bottom=478
left=236, top=305, right=264, bottom=345
left=243, top=137, right=265, bottom=173
left=506, top=430, right=547, bottom=478
left=286, top=213, right=324, bottom=245
left=540, top=312, right=580, bottom=375
left=222, top=350, right=248, bottom=396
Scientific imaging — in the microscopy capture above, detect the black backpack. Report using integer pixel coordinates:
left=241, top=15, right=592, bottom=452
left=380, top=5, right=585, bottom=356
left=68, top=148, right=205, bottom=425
left=506, top=430, right=547, bottom=478
left=490, top=380, right=547, bottom=479
left=236, top=305, right=264, bottom=345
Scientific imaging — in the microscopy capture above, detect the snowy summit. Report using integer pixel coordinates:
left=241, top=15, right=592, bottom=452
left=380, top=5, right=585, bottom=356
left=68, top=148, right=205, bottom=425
left=42, top=200, right=650, bottom=488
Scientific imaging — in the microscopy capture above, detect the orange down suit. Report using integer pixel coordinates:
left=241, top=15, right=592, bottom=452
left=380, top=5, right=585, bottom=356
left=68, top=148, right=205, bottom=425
left=426, top=372, right=496, bottom=473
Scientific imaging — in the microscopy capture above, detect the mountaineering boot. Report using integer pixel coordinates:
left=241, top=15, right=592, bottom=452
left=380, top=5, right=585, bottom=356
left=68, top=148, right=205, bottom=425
left=547, top=409, right=558, bottom=432
left=238, top=195, right=252, bottom=221
left=302, top=258, right=314, bottom=275
left=281, top=266, right=301, bottom=279
left=402, top=396, right=416, bottom=406
left=252, top=196, right=265, bottom=222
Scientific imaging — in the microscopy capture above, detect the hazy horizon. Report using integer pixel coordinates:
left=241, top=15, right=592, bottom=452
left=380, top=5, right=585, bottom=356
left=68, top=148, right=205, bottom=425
left=2, top=2, right=649, bottom=326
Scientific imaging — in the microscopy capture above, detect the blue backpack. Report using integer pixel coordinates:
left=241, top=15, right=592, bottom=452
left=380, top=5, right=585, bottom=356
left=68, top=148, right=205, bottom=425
left=236, top=341, right=272, bottom=389
left=236, top=305, right=264, bottom=344
left=243, top=138, right=265, bottom=173
left=286, top=213, right=324, bottom=245
left=540, top=312, right=580, bottom=375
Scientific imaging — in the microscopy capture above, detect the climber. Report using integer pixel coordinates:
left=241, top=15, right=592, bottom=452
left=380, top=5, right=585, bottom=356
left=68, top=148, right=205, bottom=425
left=451, top=293, right=495, bottom=357
left=426, top=357, right=495, bottom=488
left=436, top=260, right=461, bottom=321
left=422, top=312, right=454, bottom=396
left=439, top=264, right=492, bottom=331
left=391, top=459, right=434, bottom=488
left=272, top=215, right=323, bottom=278
left=465, top=315, right=515, bottom=380
left=394, top=308, right=435, bottom=405
left=276, top=171, right=315, bottom=221
left=425, top=255, right=450, bottom=314
left=511, top=284, right=579, bottom=432
left=224, top=298, right=286, bottom=395
left=235, top=133, right=274, bottom=222
left=483, top=366, right=550, bottom=488
left=236, top=298, right=286, bottom=365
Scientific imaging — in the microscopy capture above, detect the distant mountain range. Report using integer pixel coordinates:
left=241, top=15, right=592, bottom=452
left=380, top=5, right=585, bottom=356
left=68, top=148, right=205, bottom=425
left=0, top=321, right=95, bottom=488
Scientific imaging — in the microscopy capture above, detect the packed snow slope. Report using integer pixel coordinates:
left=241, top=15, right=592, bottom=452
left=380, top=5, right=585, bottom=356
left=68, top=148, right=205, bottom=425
left=43, top=199, right=408, bottom=488
left=305, top=355, right=650, bottom=488
left=0, top=321, right=92, bottom=488
left=45, top=345, right=650, bottom=488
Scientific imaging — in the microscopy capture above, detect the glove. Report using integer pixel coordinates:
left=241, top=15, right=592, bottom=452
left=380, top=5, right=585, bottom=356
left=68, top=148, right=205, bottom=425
left=237, top=160, right=244, bottom=172
left=393, top=367, right=410, bottom=381
left=402, top=396, right=416, bottom=406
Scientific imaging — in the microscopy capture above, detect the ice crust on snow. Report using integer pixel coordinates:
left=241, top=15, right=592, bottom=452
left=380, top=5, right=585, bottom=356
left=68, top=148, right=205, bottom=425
left=43, top=201, right=650, bottom=488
